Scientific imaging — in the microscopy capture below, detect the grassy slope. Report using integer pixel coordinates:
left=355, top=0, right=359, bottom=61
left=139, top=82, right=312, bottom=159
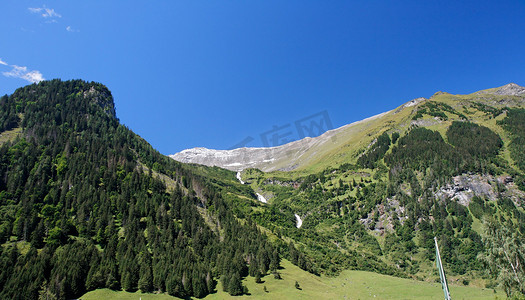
left=240, top=89, right=525, bottom=205
left=268, top=88, right=525, bottom=176
left=234, top=88, right=525, bottom=284
left=0, top=126, right=22, bottom=144
left=82, top=259, right=502, bottom=300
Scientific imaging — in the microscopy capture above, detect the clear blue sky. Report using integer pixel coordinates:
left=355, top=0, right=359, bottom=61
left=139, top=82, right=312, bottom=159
left=1, top=1, right=525, bottom=154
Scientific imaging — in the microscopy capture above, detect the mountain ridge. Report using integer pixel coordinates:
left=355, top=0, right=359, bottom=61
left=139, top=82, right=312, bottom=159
left=171, top=83, right=525, bottom=172
left=170, top=111, right=389, bottom=172
left=474, top=82, right=525, bottom=96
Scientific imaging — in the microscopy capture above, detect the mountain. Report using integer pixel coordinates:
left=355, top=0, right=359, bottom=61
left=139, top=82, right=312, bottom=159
left=170, top=112, right=389, bottom=172
left=172, top=83, right=525, bottom=297
left=0, top=80, right=282, bottom=299
left=1, top=80, right=524, bottom=299
left=171, top=83, right=525, bottom=173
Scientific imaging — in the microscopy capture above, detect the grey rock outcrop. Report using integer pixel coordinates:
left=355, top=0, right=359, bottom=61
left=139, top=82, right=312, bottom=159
left=476, top=83, right=525, bottom=96
left=436, top=174, right=496, bottom=206
left=395, top=97, right=426, bottom=113
left=436, top=174, right=524, bottom=207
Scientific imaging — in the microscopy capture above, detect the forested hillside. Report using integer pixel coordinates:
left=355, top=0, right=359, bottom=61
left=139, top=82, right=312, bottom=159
left=1, top=80, right=524, bottom=299
left=0, top=80, right=281, bottom=299
left=237, top=87, right=525, bottom=298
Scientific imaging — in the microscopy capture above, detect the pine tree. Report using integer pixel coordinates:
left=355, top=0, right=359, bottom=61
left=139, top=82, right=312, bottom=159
left=85, top=263, right=104, bottom=291
left=182, top=271, right=192, bottom=297
left=166, top=273, right=183, bottom=297
left=38, top=281, right=57, bottom=300
left=255, top=271, right=262, bottom=283
left=192, top=270, right=207, bottom=298
left=273, top=271, right=282, bottom=280
left=269, top=249, right=280, bottom=272
left=205, top=272, right=215, bottom=294
left=138, top=264, right=153, bottom=293
left=121, top=272, right=133, bottom=292
left=228, top=272, right=244, bottom=296
left=248, top=257, right=258, bottom=277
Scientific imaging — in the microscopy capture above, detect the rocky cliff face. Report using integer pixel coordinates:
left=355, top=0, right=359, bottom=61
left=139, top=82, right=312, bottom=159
left=170, top=135, right=332, bottom=172
left=82, top=85, right=117, bottom=118
left=437, top=174, right=525, bottom=207
left=171, top=146, right=281, bottom=172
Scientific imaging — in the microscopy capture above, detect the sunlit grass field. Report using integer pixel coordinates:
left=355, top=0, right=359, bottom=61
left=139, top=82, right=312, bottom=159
left=82, top=259, right=502, bottom=300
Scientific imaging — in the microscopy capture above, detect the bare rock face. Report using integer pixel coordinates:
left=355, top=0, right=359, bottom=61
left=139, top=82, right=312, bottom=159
left=82, top=85, right=116, bottom=118
left=170, top=147, right=278, bottom=172
left=476, top=83, right=525, bottom=96
left=492, top=83, right=525, bottom=96
left=410, top=118, right=441, bottom=127
left=395, top=97, right=426, bottom=113
left=437, top=174, right=496, bottom=206
left=170, top=140, right=313, bottom=172
left=361, top=197, right=407, bottom=235
left=436, top=174, right=525, bottom=207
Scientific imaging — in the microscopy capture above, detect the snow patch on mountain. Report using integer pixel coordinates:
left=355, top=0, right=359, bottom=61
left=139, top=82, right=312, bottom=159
left=226, top=162, right=243, bottom=167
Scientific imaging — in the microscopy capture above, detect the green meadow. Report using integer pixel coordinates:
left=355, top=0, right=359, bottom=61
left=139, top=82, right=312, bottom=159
left=82, top=259, right=502, bottom=300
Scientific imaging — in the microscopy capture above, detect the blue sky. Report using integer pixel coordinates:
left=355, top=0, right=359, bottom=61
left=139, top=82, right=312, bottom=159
left=1, top=1, right=525, bottom=154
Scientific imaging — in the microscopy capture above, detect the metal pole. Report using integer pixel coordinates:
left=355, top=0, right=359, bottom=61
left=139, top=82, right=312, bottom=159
left=435, top=237, right=451, bottom=300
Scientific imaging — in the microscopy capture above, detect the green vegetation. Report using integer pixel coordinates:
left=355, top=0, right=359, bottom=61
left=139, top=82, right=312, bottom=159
left=0, top=80, right=278, bottom=299
left=480, top=218, right=524, bottom=298
left=239, top=94, right=525, bottom=296
left=1, top=80, right=524, bottom=299
left=82, top=259, right=503, bottom=299
left=357, top=131, right=392, bottom=168
left=412, top=101, right=467, bottom=121
left=385, top=121, right=502, bottom=177
left=498, top=108, right=525, bottom=190
left=470, top=102, right=505, bottom=118
left=447, top=121, right=503, bottom=158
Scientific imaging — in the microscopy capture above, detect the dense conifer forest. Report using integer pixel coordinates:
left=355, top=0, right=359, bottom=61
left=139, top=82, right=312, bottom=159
left=0, top=80, right=279, bottom=299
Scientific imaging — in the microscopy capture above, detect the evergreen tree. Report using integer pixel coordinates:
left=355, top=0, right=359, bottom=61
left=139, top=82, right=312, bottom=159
left=227, top=272, right=244, bottom=296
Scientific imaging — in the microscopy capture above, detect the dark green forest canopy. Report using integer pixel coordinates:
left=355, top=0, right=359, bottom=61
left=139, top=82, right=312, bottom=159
left=446, top=121, right=503, bottom=158
left=0, top=80, right=279, bottom=299
left=498, top=108, right=525, bottom=190
left=385, top=122, right=503, bottom=177
left=411, top=101, right=467, bottom=121
left=357, top=131, right=392, bottom=169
